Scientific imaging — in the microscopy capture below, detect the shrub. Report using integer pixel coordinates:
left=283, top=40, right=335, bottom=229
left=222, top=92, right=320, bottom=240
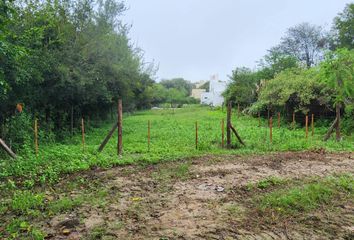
left=4, top=112, right=33, bottom=152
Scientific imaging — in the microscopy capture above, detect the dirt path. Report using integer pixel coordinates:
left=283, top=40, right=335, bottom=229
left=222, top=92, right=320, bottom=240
left=47, top=151, right=354, bottom=240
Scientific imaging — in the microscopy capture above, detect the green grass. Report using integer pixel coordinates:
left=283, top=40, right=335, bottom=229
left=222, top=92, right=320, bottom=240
left=257, top=174, right=353, bottom=215
left=11, top=191, right=44, bottom=215
left=47, top=196, right=84, bottom=214
left=5, top=219, right=45, bottom=240
left=0, top=106, right=353, bottom=187
left=152, top=162, right=191, bottom=181
left=151, top=162, right=191, bottom=192
left=247, top=176, right=285, bottom=190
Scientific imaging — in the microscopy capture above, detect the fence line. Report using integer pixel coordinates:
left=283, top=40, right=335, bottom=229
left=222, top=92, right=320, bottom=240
left=9, top=103, right=345, bottom=159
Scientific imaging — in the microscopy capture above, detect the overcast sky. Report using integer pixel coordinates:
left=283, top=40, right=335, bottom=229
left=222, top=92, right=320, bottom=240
left=122, top=0, right=352, bottom=82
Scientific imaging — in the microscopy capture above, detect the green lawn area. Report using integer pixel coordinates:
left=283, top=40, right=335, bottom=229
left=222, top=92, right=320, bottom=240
left=0, top=106, right=353, bottom=186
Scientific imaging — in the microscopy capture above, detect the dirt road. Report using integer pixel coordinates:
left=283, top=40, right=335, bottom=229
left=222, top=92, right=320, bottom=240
left=46, top=151, right=354, bottom=240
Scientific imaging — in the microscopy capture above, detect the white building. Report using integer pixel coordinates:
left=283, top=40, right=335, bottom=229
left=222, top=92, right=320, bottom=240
left=201, top=75, right=227, bottom=106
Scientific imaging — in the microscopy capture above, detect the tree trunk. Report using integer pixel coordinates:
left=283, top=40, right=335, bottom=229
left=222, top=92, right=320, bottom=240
left=335, top=103, right=341, bottom=141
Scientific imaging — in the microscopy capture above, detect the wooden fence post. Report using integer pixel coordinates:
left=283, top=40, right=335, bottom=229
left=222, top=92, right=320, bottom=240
left=238, top=103, right=240, bottom=117
left=305, top=114, right=309, bottom=140
left=148, top=120, right=151, bottom=151
left=195, top=121, right=198, bottom=150
left=227, top=102, right=231, bottom=148
left=292, top=111, right=295, bottom=129
left=81, top=118, right=85, bottom=152
left=117, top=99, right=123, bottom=155
left=311, top=114, right=314, bottom=137
left=221, top=118, right=224, bottom=148
left=34, top=119, right=38, bottom=156
left=277, top=112, right=280, bottom=128
left=269, top=117, right=273, bottom=143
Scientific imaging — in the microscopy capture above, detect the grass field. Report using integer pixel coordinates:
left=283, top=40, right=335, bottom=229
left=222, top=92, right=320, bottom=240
left=0, top=106, right=353, bottom=239
left=1, top=106, right=353, bottom=186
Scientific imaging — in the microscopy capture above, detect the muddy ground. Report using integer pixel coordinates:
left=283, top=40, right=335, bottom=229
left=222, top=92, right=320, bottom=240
left=43, top=151, right=353, bottom=240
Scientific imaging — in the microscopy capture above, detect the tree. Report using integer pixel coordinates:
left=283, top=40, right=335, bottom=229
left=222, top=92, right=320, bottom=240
left=0, top=0, right=156, bottom=144
left=332, top=3, right=354, bottom=49
left=160, top=78, right=194, bottom=95
left=257, top=46, right=299, bottom=80
left=320, top=48, right=354, bottom=141
left=249, top=67, right=333, bottom=117
left=223, top=67, right=259, bottom=108
left=278, top=22, right=328, bottom=68
left=199, top=81, right=210, bottom=91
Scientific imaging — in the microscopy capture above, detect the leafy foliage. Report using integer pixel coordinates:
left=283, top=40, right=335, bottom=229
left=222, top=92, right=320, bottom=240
left=224, top=5, right=353, bottom=135
left=160, top=78, right=194, bottom=95
left=332, top=3, right=354, bottom=49
left=257, top=47, right=299, bottom=79
left=319, top=48, right=354, bottom=105
left=0, top=0, right=158, bottom=140
left=250, top=68, right=332, bottom=114
left=277, top=22, right=329, bottom=68
left=223, top=67, right=259, bottom=108
left=0, top=107, right=353, bottom=187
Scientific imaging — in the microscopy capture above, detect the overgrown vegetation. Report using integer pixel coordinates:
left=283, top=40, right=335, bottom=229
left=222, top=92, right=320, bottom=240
left=0, top=107, right=353, bottom=188
left=150, top=78, right=198, bottom=107
left=0, top=0, right=195, bottom=148
left=224, top=4, right=354, bottom=135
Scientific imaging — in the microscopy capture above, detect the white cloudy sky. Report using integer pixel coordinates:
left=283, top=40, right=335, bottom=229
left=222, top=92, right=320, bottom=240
left=122, top=0, right=352, bottom=82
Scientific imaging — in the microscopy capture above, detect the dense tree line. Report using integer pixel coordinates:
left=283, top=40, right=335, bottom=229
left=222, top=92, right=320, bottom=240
left=0, top=0, right=156, bottom=118
left=155, top=78, right=197, bottom=106
left=0, top=0, right=196, bottom=147
left=224, top=3, right=354, bottom=136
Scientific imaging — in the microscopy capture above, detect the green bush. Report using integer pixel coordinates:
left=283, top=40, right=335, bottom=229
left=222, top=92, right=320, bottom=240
left=4, top=112, right=33, bottom=152
left=342, top=106, right=354, bottom=135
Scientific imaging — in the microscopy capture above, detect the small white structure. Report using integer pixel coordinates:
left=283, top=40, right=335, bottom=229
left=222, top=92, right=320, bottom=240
left=201, top=75, right=227, bottom=106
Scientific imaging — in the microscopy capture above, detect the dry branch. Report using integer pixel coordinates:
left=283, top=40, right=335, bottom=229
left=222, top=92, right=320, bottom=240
left=98, top=123, right=118, bottom=152
left=323, top=117, right=338, bottom=141
left=0, top=138, right=17, bottom=159
left=230, top=124, right=245, bottom=146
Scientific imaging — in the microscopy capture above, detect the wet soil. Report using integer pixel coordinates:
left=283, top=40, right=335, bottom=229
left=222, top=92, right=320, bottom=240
left=44, top=151, right=354, bottom=239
